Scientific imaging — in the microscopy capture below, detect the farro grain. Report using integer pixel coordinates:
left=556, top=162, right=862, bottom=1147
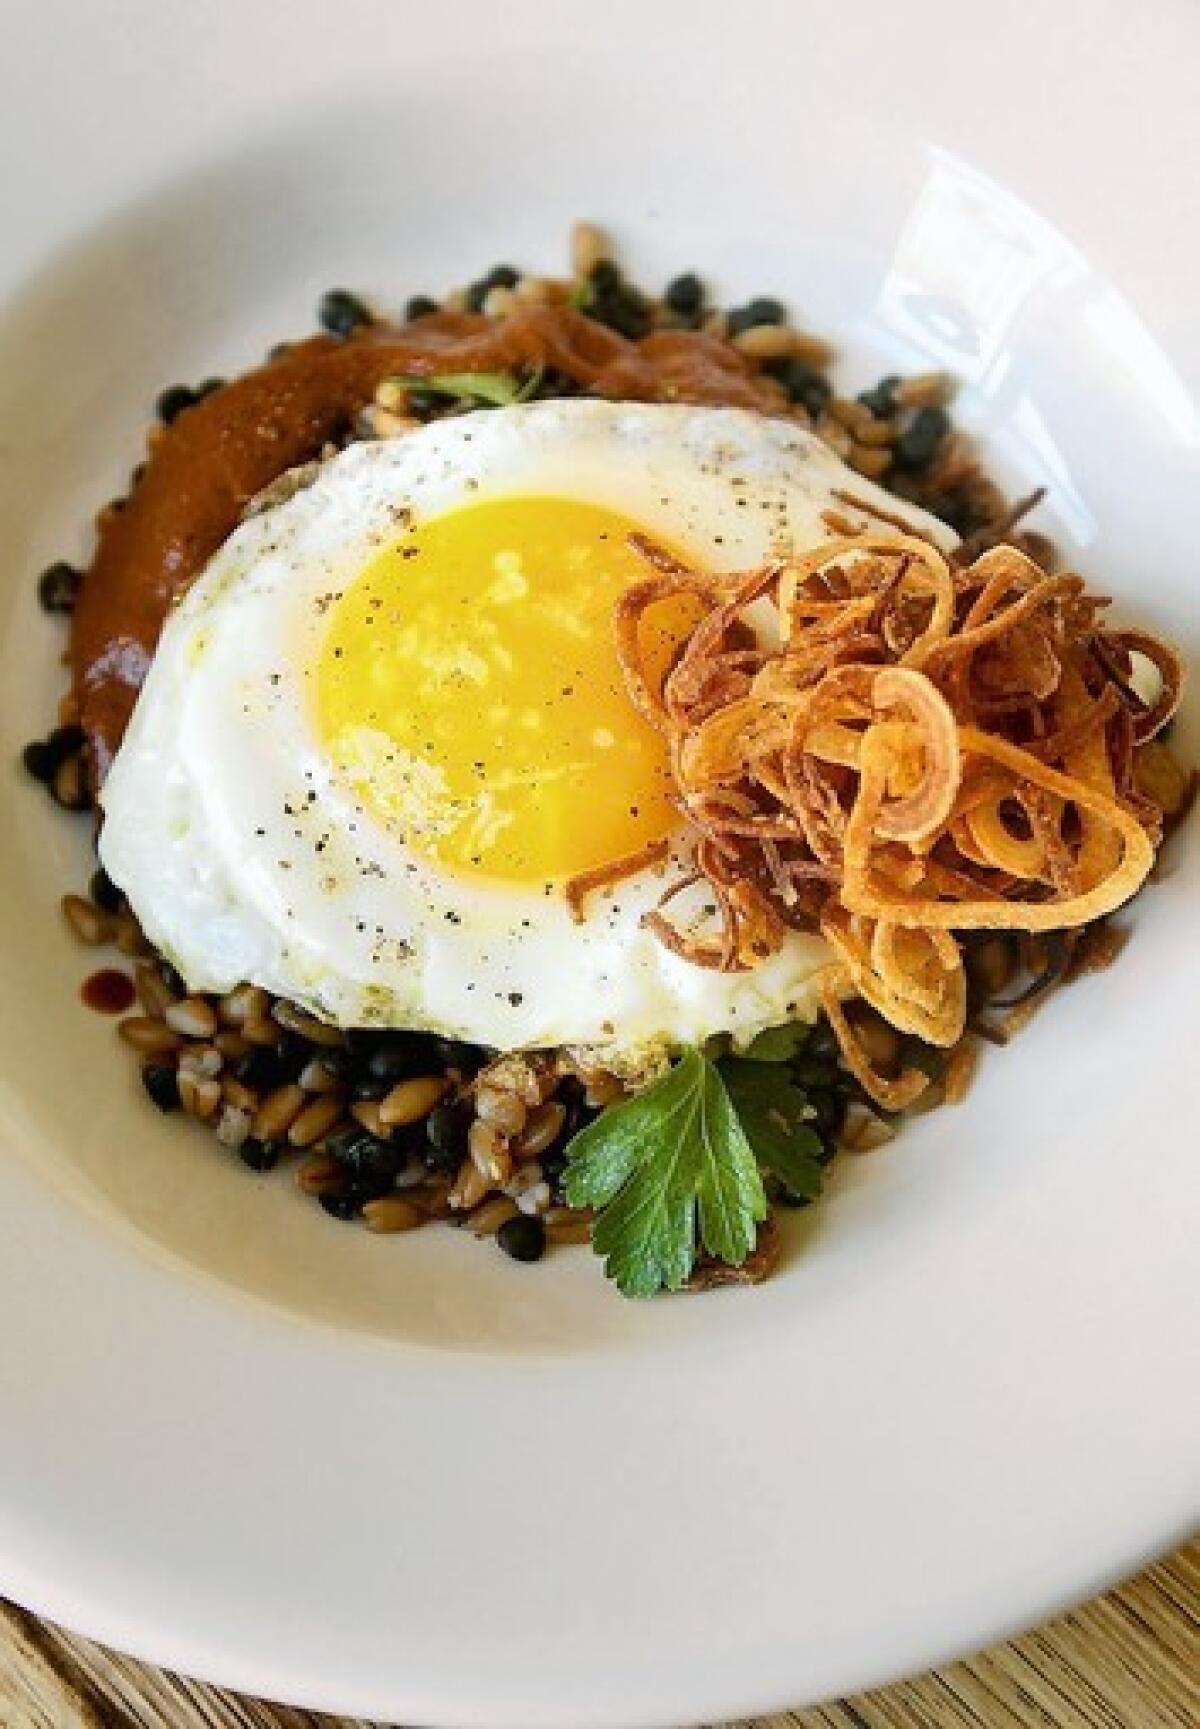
left=514, top=1100, right=566, bottom=1158
left=449, top=1157, right=491, bottom=1211
left=271, top=999, right=343, bottom=1047
left=350, top=1099, right=388, bottom=1137
left=242, top=1015, right=282, bottom=1048
left=853, top=416, right=897, bottom=448
left=296, top=1153, right=341, bottom=1195
left=482, top=285, right=516, bottom=319
left=287, top=1092, right=345, bottom=1148
left=513, top=274, right=570, bottom=307
left=504, top=1160, right=545, bottom=1198
left=178, top=1071, right=221, bottom=1121
left=213, top=1030, right=252, bottom=1062
left=827, top=396, right=874, bottom=434
left=816, top=419, right=853, bottom=458
left=221, top=1076, right=259, bottom=1112
left=413, top=1178, right=454, bottom=1219
left=52, top=752, right=87, bottom=810
left=468, top=1117, right=512, bottom=1185
left=374, top=378, right=407, bottom=412
left=117, top=1016, right=182, bottom=1055
left=61, top=894, right=110, bottom=946
left=298, top=1057, right=340, bottom=1094
left=164, top=997, right=219, bottom=1039
left=544, top=1205, right=593, bottom=1229
left=895, top=371, right=953, bottom=408
left=177, top=1043, right=223, bottom=1079
left=474, top=1084, right=527, bottom=1136
left=731, top=324, right=798, bottom=360
left=112, top=911, right=150, bottom=956
left=545, top=1215, right=593, bottom=1245
left=570, top=220, right=607, bottom=280
left=368, top=405, right=418, bottom=438
left=583, top=1073, right=624, bottom=1109
left=252, top=1082, right=306, bottom=1142
left=379, top=1074, right=449, bottom=1128
left=467, top=1195, right=519, bottom=1237
left=134, top=962, right=175, bottom=1018
left=516, top=1181, right=552, bottom=1216
left=848, top=444, right=894, bottom=479
left=362, top=1195, right=427, bottom=1233
left=215, top=1105, right=252, bottom=1149
left=219, top=984, right=268, bottom=1027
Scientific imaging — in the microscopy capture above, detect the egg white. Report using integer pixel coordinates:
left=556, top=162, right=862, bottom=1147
left=99, top=401, right=955, bottom=1061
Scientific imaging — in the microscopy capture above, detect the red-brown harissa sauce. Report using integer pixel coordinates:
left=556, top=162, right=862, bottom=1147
left=69, top=307, right=787, bottom=780
left=80, top=969, right=137, bottom=1014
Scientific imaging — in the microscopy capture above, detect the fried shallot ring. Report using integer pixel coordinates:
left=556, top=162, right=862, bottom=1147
left=563, top=838, right=670, bottom=924
left=611, top=525, right=1184, bottom=1095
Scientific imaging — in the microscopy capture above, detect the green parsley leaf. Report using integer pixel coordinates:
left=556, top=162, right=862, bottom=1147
left=386, top=368, right=541, bottom=408
left=563, top=1047, right=766, bottom=1298
left=718, top=1059, right=825, bottom=1202
left=738, top=1021, right=812, bottom=1064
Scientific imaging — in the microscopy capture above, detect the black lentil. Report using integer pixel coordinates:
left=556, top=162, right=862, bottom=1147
left=432, top=1036, right=487, bottom=1074
left=239, top=1138, right=281, bottom=1172
left=89, top=867, right=123, bottom=914
left=768, top=357, right=832, bottom=417
left=37, top=561, right=81, bottom=615
left=894, top=405, right=950, bottom=471
left=727, top=296, right=786, bottom=337
left=424, top=1100, right=471, bottom=1172
left=155, top=383, right=198, bottom=424
left=157, top=958, right=187, bottom=997
left=664, top=272, right=704, bottom=319
left=236, top=1042, right=305, bottom=1092
left=141, top=1063, right=180, bottom=1113
left=404, top=294, right=439, bottom=321
left=319, top=1188, right=364, bottom=1220
left=350, top=1073, right=390, bottom=1101
left=857, top=375, right=901, bottom=419
left=466, top=265, right=520, bottom=311
left=21, top=740, right=54, bottom=783
left=497, top=1213, right=546, bottom=1263
left=318, top=289, right=372, bottom=338
left=327, top=1127, right=407, bottom=1182
left=584, top=260, right=652, bottom=339
left=363, top=1033, right=442, bottom=1085
left=558, top=1077, right=599, bottom=1142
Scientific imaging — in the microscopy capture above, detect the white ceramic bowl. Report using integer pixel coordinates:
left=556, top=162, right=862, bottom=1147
left=0, top=3, right=1197, bottom=1724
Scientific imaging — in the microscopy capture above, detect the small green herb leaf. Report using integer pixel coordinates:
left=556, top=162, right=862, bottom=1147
left=739, top=1021, right=812, bottom=1064
left=563, top=1047, right=766, bottom=1298
left=387, top=369, right=541, bottom=408
left=719, top=1059, right=825, bottom=1202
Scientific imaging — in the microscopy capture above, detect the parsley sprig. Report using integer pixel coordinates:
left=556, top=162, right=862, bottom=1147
left=563, top=1033, right=836, bottom=1298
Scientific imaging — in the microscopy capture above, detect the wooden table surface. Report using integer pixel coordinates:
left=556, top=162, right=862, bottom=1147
left=1, top=1539, right=1195, bottom=1729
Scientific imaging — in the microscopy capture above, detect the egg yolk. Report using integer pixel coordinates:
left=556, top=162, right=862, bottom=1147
left=315, top=496, right=699, bottom=883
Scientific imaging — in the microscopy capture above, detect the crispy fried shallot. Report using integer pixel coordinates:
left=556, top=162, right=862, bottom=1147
left=615, top=531, right=1185, bottom=1105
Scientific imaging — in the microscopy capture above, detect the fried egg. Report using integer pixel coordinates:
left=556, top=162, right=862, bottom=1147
left=99, top=401, right=954, bottom=1063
